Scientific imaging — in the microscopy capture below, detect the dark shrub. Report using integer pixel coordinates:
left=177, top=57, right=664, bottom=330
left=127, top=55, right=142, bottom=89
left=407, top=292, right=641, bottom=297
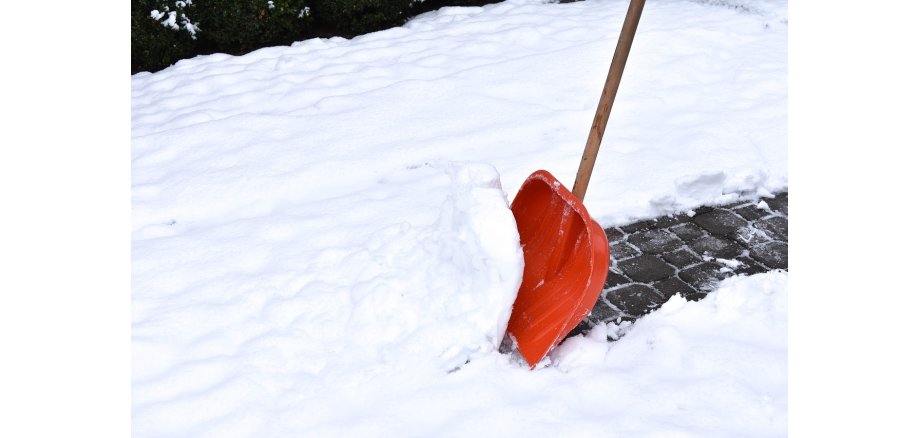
left=191, top=0, right=313, bottom=56
left=131, top=0, right=505, bottom=74
left=311, top=0, right=412, bottom=36
left=131, top=0, right=197, bottom=73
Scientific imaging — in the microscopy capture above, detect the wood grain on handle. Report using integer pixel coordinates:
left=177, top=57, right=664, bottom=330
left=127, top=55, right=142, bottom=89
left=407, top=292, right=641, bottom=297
left=571, top=0, right=646, bottom=202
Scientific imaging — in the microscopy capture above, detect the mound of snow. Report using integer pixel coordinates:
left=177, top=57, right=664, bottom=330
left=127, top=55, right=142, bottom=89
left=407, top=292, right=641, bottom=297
left=286, top=272, right=789, bottom=437
left=133, top=162, right=523, bottom=435
left=345, top=162, right=524, bottom=370
left=463, top=271, right=788, bottom=437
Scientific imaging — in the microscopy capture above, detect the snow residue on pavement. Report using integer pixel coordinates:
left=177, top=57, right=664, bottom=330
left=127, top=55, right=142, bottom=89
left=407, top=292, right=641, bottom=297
left=133, top=0, right=787, bottom=435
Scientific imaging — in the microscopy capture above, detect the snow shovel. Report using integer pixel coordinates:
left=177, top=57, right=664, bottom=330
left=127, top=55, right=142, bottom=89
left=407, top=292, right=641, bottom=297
left=505, top=0, right=646, bottom=368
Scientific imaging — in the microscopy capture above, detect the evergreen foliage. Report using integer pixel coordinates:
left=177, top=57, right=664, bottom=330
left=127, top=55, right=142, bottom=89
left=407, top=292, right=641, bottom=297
left=192, top=0, right=313, bottom=56
left=132, top=0, right=502, bottom=74
left=312, top=0, right=412, bottom=35
left=132, top=0, right=197, bottom=73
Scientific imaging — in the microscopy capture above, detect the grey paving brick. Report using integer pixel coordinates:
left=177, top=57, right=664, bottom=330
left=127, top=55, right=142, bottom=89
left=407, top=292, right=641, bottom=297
left=587, top=297, right=622, bottom=323
left=566, top=320, right=596, bottom=339
left=764, top=192, right=788, bottom=216
left=611, top=241, right=641, bottom=260
left=735, top=225, right=773, bottom=248
left=606, top=284, right=666, bottom=316
left=689, top=235, right=745, bottom=259
left=693, top=208, right=748, bottom=238
left=679, top=288, right=709, bottom=302
left=604, top=272, right=631, bottom=289
left=618, top=254, right=676, bottom=283
left=627, top=229, right=684, bottom=254
left=605, top=227, right=626, bottom=242
left=731, top=256, right=769, bottom=276
left=689, top=206, right=715, bottom=216
left=720, top=199, right=751, bottom=210
left=750, top=241, right=788, bottom=270
left=651, top=276, right=698, bottom=300
left=679, top=261, right=732, bottom=291
left=733, top=204, right=772, bottom=221
left=753, top=216, right=788, bottom=241
left=620, top=220, right=657, bottom=233
left=648, top=213, right=693, bottom=229
left=660, top=248, right=702, bottom=269
left=670, top=222, right=707, bottom=243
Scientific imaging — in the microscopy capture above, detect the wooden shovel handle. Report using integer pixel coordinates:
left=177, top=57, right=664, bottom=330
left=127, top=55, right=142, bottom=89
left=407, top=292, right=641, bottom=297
left=572, top=0, right=646, bottom=202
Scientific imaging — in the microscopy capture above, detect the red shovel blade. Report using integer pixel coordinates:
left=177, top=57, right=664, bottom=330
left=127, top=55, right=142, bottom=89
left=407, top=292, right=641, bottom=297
left=506, top=170, right=610, bottom=367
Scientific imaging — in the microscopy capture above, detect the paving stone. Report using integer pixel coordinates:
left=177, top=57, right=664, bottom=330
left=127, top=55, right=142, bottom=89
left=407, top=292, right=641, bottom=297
left=735, top=225, right=773, bottom=248
left=750, top=241, right=788, bottom=270
left=606, top=284, right=666, bottom=316
left=764, top=192, right=788, bottom=216
left=605, top=227, right=626, bottom=242
left=611, top=241, right=641, bottom=260
left=566, top=320, right=595, bottom=339
left=670, top=222, right=707, bottom=243
left=618, top=254, right=676, bottom=283
left=721, top=199, right=752, bottom=210
left=730, top=256, right=769, bottom=276
left=689, top=206, right=714, bottom=216
left=689, top=235, right=745, bottom=259
left=604, top=272, right=631, bottom=289
left=651, top=276, right=698, bottom=300
left=753, top=216, right=788, bottom=241
left=573, top=191, right=789, bottom=338
left=679, top=261, right=733, bottom=291
left=693, top=208, right=749, bottom=238
left=648, top=213, right=693, bottom=229
left=660, top=248, right=702, bottom=269
left=587, top=297, right=622, bottom=323
left=620, top=220, right=657, bottom=233
left=627, top=229, right=684, bottom=254
left=679, top=288, right=709, bottom=302
left=733, top=204, right=772, bottom=221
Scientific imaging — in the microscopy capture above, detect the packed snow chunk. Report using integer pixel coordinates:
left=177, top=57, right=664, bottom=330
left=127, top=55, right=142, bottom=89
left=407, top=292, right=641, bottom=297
left=427, top=162, right=525, bottom=368
left=676, top=171, right=727, bottom=203
left=549, top=324, right=609, bottom=372
left=607, top=271, right=787, bottom=388
left=350, top=162, right=523, bottom=371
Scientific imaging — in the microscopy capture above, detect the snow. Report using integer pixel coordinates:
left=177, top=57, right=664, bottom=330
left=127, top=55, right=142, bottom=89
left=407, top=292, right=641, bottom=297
left=132, top=0, right=787, bottom=435
left=149, top=5, right=199, bottom=37
left=717, top=257, right=743, bottom=268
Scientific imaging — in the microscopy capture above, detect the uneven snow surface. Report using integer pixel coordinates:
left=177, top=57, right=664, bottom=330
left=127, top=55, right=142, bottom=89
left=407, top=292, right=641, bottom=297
left=132, top=0, right=787, bottom=435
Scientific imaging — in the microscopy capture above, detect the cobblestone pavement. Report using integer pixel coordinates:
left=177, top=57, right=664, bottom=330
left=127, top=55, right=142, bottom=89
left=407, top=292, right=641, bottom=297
left=569, top=192, right=788, bottom=338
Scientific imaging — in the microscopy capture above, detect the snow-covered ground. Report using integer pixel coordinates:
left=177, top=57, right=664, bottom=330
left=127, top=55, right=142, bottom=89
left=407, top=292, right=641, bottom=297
left=132, top=0, right=787, bottom=435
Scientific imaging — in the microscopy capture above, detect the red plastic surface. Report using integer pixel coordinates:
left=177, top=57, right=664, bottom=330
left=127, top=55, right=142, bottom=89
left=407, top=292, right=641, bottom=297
left=506, top=170, right=610, bottom=368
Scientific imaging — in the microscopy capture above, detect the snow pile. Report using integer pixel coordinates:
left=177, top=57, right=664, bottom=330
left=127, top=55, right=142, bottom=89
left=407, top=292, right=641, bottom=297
left=281, top=272, right=788, bottom=437
left=340, top=162, right=523, bottom=371
left=133, top=161, right=523, bottom=435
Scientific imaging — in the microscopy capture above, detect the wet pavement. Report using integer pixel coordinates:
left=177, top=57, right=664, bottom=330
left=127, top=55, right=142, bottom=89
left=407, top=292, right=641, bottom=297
left=570, top=192, right=788, bottom=337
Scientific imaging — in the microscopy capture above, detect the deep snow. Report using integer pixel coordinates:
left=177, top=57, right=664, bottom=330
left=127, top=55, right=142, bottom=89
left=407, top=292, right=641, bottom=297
left=132, top=0, right=788, bottom=435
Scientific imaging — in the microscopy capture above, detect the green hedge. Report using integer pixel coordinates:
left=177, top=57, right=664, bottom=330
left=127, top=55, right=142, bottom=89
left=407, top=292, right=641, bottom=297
left=132, top=0, right=501, bottom=74
left=193, top=0, right=314, bottom=55
left=132, top=0, right=197, bottom=73
left=312, top=0, right=412, bottom=35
